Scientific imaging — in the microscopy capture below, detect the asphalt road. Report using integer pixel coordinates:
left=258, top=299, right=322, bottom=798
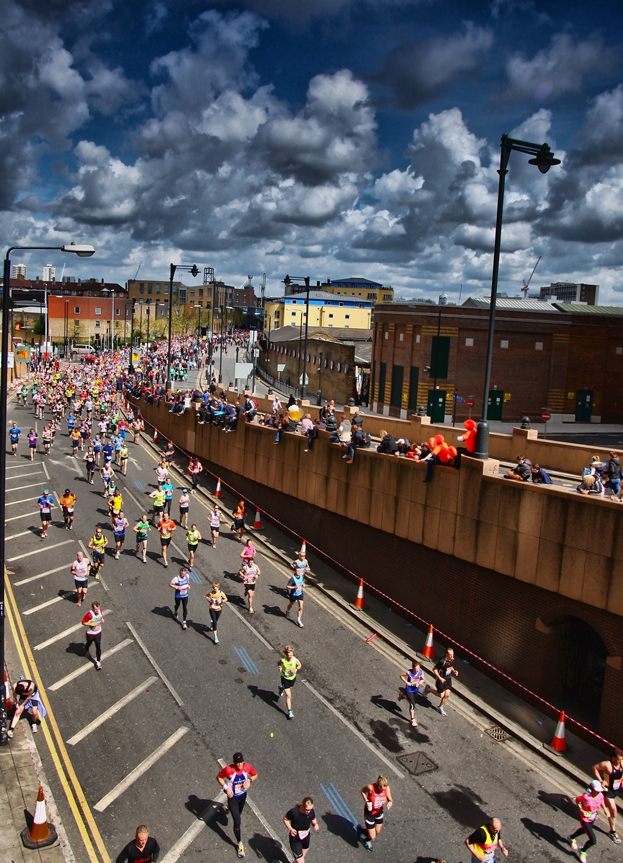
left=6, top=389, right=623, bottom=863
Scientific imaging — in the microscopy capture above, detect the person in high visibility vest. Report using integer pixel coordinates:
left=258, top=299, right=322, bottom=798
left=465, top=818, right=508, bottom=863
left=88, top=527, right=108, bottom=577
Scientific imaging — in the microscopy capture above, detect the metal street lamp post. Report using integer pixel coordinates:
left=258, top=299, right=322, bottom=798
left=0, top=242, right=94, bottom=747
left=474, top=136, right=560, bottom=459
left=167, top=263, right=198, bottom=390
left=283, top=275, right=310, bottom=398
left=129, top=299, right=136, bottom=373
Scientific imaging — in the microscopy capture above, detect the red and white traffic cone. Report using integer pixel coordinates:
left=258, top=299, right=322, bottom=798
left=153, top=428, right=158, bottom=443
left=353, top=578, right=365, bottom=610
left=548, top=710, right=567, bottom=753
left=21, top=786, right=57, bottom=849
left=215, top=478, right=222, bottom=499
left=419, top=625, right=435, bottom=660
left=300, top=538, right=307, bottom=556
left=253, top=507, right=262, bottom=529
left=4, top=668, right=12, bottom=714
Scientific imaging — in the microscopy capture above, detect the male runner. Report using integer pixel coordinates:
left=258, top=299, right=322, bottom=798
left=593, top=750, right=623, bottom=843
left=286, top=551, right=310, bottom=627
left=9, top=422, right=21, bottom=455
left=71, top=550, right=89, bottom=605
left=157, top=513, right=176, bottom=567
left=38, top=488, right=55, bottom=538
left=59, top=488, right=76, bottom=530
left=284, top=798, right=319, bottom=861
left=466, top=817, right=508, bottom=863
left=169, top=567, right=190, bottom=630
left=134, top=515, right=150, bottom=563
left=88, top=527, right=108, bottom=577
left=82, top=600, right=104, bottom=670
left=278, top=645, right=301, bottom=720
left=113, top=511, right=130, bottom=559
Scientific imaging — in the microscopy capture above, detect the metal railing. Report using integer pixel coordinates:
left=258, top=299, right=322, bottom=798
left=255, top=364, right=299, bottom=398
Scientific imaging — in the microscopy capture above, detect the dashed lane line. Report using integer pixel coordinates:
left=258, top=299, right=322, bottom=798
left=158, top=790, right=228, bottom=863
left=34, top=610, right=112, bottom=651
left=5, top=510, right=39, bottom=523
left=8, top=539, right=73, bottom=562
left=93, top=726, right=189, bottom=812
left=49, top=639, right=134, bottom=692
left=67, top=677, right=158, bottom=746
left=125, top=621, right=184, bottom=707
left=6, top=529, right=34, bottom=541
left=5, top=469, right=45, bottom=480
left=6, top=494, right=41, bottom=506
left=14, top=562, right=72, bottom=586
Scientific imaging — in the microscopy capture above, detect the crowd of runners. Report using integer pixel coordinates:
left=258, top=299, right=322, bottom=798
left=6, top=340, right=622, bottom=863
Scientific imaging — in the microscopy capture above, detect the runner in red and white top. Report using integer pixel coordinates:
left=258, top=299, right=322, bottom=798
left=82, top=601, right=104, bottom=670
left=360, top=776, right=393, bottom=852
left=217, top=752, right=258, bottom=858
left=568, top=780, right=607, bottom=861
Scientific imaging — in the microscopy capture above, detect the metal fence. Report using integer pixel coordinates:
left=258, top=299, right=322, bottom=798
left=255, top=364, right=300, bottom=398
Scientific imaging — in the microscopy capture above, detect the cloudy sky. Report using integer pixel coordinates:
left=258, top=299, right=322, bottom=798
left=3, top=0, right=623, bottom=301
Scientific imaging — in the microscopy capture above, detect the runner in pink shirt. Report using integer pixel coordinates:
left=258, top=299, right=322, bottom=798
left=567, top=780, right=608, bottom=861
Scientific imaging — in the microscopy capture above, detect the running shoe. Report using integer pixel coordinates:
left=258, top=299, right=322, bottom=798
left=288, top=710, right=294, bottom=719
left=285, top=609, right=291, bottom=619
left=579, top=852, right=587, bottom=863
left=95, top=661, right=102, bottom=670
left=214, top=635, right=219, bottom=644
left=142, top=557, right=147, bottom=564
left=249, top=607, right=254, bottom=614
left=7, top=729, right=13, bottom=738
left=237, top=843, right=245, bottom=858
left=437, top=707, right=447, bottom=716
left=32, top=723, right=37, bottom=733
left=182, top=622, right=187, bottom=630
left=567, top=837, right=578, bottom=851
left=363, top=839, right=372, bottom=852
left=423, top=684, right=431, bottom=697
left=411, top=718, right=418, bottom=727
left=173, top=611, right=178, bottom=619
left=297, top=620, right=304, bottom=628
left=610, top=831, right=622, bottom=844
left=278, top=685, right=284, bottom=698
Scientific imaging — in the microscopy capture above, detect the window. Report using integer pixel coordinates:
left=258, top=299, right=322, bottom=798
left=617, top=347, right=623, bottom=355
left=139, top=285, right=145, bottom=294
left=330, top=360, right=334, bottom=370
left=345, top=314, right=350, bottom=319
left=399, top=332, right=403, bottom=341
left=73, top=320, right=79, bottom=329
left=274, top=311, right=280, bottom=318
left=199, top=289, right=204, bottom=297
left=337, top=362, right=342, bottom=372
left=291, top=311, right=297, bottom=317
left=74, top=306, right=80, bottom=314
left=465, top=338, right=474, bottom=347
left=148, top=283, right=153, bottom=294
left=95, top=320, right=101, bottom=328
left=416, top=334, right=421, bottom=343
left=383, top=294, right=392, bottom=301
left=391, top=364, right=403, bottom=409
left=408, top=366, right=419, bottom=411
left=172, top=285, right=177, bottom=295
left=164, top=285, right=168, bottom=295
left=328, top=313, right=333, bottom=319
left=500, top=340, right=509, bottom=349
left=359, top=303, right=364, bottom=308
left=379, top=362, right=386, bottom=402
left=535, top=342, right=543, bottom=351
left=384, top=331, right=388, bottom=340
left=339, top=302, right=344, bottom=307
left=367, top=293, right=376, bottom=299
left=430, top=336, right=450, bottom=379
left=344, top=324, right=349, bottom=328
left=115, top=308, right=121, bottom=316
left=94, top=307, right=102, bottom=315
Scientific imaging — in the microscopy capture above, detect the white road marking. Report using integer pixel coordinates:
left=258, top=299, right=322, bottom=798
left=122, top=487, right=145, bottom=512
left=226, top=602, right=274, bottom=651
left=5, top=470, right=44, bottom=480
left=8, top=481, right=47, bottom=492
left=159, top=792, right=228, bottom=863
left=216, top=758, right=283, bottom=846
left=126, top=621, right=184, bottom=706
left=34, top=609, right=111, bottom=651
left=5, top=530, right=33, bottom=541
left=301, top=680, right=405, bottom=779
left=42, top=460, right=50, bottom=480
left=6, top=495, right=41, bottom=507
left=8, top=539, right=73, bottom=561
left=5, top=510, right=39, bottom=523
left=93, top=726, right=189, bottom=812
left=67, top=676, right=157, bottom=746
left=14, top=562, right=71, bottom=586
left=49, top=639, right=133, bottom=691
left=24, top=596, right=64, bottom=615
left=6, top=462, right=37, bottom=470
left=129, top=457, right=141, bottom=470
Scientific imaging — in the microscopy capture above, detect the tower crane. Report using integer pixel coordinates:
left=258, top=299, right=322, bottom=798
left=521, top=255, right=541, bottom=299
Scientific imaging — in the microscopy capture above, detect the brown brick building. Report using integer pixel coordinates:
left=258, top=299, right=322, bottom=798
left=372, top=299, right=623, bottom=423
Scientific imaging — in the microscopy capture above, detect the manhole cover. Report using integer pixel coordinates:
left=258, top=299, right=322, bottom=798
left=484, top=725, right=511, bottom=742
left=234, top=677, right=244, bottom=684
left=397, top=751, right=438, bottom=776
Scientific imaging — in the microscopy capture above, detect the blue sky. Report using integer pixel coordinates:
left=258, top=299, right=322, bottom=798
left=3, top=0, right=623, bottom=301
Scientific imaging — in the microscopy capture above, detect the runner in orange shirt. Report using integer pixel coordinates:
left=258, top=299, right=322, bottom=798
left=157, top=514, right=176, bottom=567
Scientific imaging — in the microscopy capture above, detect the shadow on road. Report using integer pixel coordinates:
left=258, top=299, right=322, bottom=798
left=321, top=812, right=359, bottom=848
left=520, top=817, right=575, bottom=855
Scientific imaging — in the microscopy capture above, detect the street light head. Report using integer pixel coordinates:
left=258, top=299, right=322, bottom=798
left=528, top=145, right=561, bottom=174
left=190, top=264, right=199, bottom=278
left=61, top=243, right=95, bottom=257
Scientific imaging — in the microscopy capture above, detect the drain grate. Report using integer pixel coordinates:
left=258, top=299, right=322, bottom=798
left=397, top=751, right=438, bottom=776
left=484, top=725, right=511, bottom=742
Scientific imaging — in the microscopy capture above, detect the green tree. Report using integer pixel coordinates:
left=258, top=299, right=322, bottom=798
left=32, top=315, right=45, bottom=335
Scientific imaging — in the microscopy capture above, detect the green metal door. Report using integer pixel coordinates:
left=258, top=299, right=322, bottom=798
left=575, top=390, right=593, bottom=422
left=488, top=390, right=504, bottom=421
left=427, top=390, right=446, bottom=423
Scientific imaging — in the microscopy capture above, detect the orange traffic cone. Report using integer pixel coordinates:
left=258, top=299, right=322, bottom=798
left=4, top=669, right=12, bottom=713
left=548, top=710, right=567, bottom=753
left=419, top=625, right=435, bottom=660
left=21, top=786, right=57, bottom=849
left=253, top=508, right=262, bottom=529
left=300, top=539, right=307, bottom=556
left=215, top=478, right=222, bottom=499
left=153, top=428, right=158, bottom=443
left=353, top=579, right=365, bottom=609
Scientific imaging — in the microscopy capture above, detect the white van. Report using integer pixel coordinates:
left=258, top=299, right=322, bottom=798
left=71, top=344, right=92, bottom=356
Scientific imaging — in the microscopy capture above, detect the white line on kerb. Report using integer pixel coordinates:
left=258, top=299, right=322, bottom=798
left=301, top=680, right=405, bottom=779
left=67, top=677, right=157, bottom=746
left=126, top=621, right=184, bottom=707
left=94, top=726, right=188, bottom=812
left=49, top=639, right=133, bottom=691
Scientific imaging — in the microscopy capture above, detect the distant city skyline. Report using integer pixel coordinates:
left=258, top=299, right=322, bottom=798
left=2, top=0, right=623, bottom=302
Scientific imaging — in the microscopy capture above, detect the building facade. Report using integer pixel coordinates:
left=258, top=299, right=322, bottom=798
left=265, top=291, right=372, bottom=332
left=372, top=300, right=623, bottom=423
left=48, top=296, right=134, bottom=346
left=537, top=282, right=599, bottom=304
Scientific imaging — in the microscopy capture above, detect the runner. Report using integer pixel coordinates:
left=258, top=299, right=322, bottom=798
left=163, top=439, right=175, bottom=465
left=593, top=749, right=623, bottom=843
left=70, top=426, right=82, bottom=456
left=37, top=488, right=54, bottom=538
left=42, top=424, right=53, bottom=455
left=157, top=512, right=176, bottom=567
left=59, top=488, right=77, bottom=530
left=88, top=527, right=108, bottom=578
left=399, top=659, right=424, bottom=727
left=149, top=483, right=166, bottom=525
left=178, top=488, right=190, bottom=529
left=113, top=511, right=130, bottom=559
left=71, top=550, right=89, bottom=605
left=119, top=441, right=129, bottom=475
left=186, top=524, right=201, bottom=570
left=424, top=647, right=459, bottom=716
left=278, top=645, right=301, bottom=720
left=284, top=798, right=319, bottom=861
left=27, top=428, right=38, bottom=460
left=359, top=777, right=393, bottom=852
left=208, top=503, right=221, bottom=548
left=131, top=418, right=142, bottom=444
left=6, top=679, right=47, bottom=738
left=567, top=782, right=608, bottom=862
left=155, top=458, right=169, bottom=485
left=100, top=461, right=115, bottom=495
left=133, top=515, right=151, bottom=563
left=162, top=477, right=174, bottom=516
left=216, top=752, right=258, bottom=858
left=240, top=540, right=256, bottom=566
left=206, top=581, right=227, bottom=644
left=232, top=500, right=245, bottom=542
left=240, top=559, right=260, bottom=613
left=117, top=826, right=160, bottom=863
left=466, top=818, right=509, bottom=862
left=9, top=421, right=21, bottom=456
left=169, top=567, right=190, bottom=630
left=82, top=600, right=104, bottom=670
left=83, top=446, right=96, bottom=483
left=188, top=456, right=203, bottom=493
left=285, top=551, right=310, bottom=627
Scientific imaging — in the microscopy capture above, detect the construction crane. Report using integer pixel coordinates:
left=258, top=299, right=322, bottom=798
left=521, top=255, right=541, bottom=299
left=133, top=261, right=143, bottom=280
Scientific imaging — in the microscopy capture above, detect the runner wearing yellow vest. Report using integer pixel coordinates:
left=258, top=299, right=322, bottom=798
left=277, top=646, right=301, bottom=720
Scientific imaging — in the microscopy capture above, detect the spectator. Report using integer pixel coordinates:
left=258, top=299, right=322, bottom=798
left=396, top=438, right=410, bottom=456
left=271, top=394, right=282, bottom=414
left=605, top=451, right=622, bottom=501
left=304, top=418, right=321, bottom=453
left=344, top=425, right=367, bottom=464
left=301, top=413, right=313, bottom=436
left=287, top=394, right=296, bottom=409
left=505, top=455, right=531, bottom=481
left=330, top=414, right=351, bottom=444
left=351, top=410, right=364, bottom=428
left=377, top=430, right=398, bottom=455
left=531, top=464, right=553, bottom=484
left=577, top=472, right=604, bottom=496
left=590, top=454, right=605, bottom=479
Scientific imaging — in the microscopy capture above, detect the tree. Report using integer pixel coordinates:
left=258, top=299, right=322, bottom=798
left=32, top=315, right=44, bottom=335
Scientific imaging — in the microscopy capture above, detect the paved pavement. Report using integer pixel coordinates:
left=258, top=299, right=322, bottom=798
left=3, top=382, right=623, bottom=863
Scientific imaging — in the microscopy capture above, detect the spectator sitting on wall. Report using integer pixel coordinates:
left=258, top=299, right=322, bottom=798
left=304, top=418, right=322, bottom=453
left=531, top=463, right=553, bottom=484
left=377, top=430, right=398, bottom=455
left=605, top=451, right=622, bottom=501
left=197, top=404, right=209, bottom=424
left=224, top=401, right=237, bottom=432
left=505, top=455, right=531, bottom=481
left=344, top=425, right=367, bottom=464
left=577, top=471, right=604, bottom=496
left=590, top=454, right=605, bottom=479
left=244, top=396, right=257, bottom=421
left=301, top=413, right=313, bottom=436
left=287, top=394, right=296, bottom=408
left=396, top=438, right=410, bottom=456
left=330, top=414, right=351, bottom=444
left=351, top=410, right=364, bottom=428
left=320, top=400, right=336, bottom=424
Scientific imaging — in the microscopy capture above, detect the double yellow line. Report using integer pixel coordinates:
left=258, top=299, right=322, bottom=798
left=5, top=575, right=111, bottom=863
